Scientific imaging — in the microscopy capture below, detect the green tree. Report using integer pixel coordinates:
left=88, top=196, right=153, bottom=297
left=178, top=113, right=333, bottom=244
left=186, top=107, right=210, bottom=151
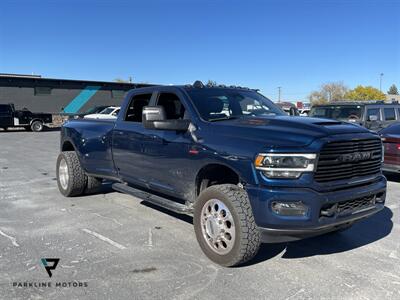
left=308, top=81, right=348, bottom=104
left=344, top=85, right=386, bottom=100
left=308, top=91, right=329, bottom=105
left=387, top=84, right=399, bottom=95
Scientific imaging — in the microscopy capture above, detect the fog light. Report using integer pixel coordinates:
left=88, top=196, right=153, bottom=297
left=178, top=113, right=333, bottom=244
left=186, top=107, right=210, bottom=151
left=271, top=201, right=308, bottom=216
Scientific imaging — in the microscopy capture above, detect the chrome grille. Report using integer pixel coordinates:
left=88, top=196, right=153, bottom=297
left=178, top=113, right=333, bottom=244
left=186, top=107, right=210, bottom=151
left=315, top=139, right=382, bottom=182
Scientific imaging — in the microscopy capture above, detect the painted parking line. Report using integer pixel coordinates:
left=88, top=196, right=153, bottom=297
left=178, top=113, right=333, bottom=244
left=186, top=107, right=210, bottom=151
left=81, top=228, right=126, bottom=250
left=0, top=229, right=20, bottom=247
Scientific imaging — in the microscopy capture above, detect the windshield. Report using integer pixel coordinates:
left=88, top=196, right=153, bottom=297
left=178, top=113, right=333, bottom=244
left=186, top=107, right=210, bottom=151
left=186, top=89, right=283, bottom=121
left=310, top=105, right=362, bottom=121
left=99, top=107, right=115, bottom=115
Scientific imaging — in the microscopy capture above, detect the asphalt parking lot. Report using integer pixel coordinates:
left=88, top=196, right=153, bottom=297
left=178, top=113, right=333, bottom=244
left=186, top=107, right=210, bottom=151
left=0, top=130, right=399, bottom=300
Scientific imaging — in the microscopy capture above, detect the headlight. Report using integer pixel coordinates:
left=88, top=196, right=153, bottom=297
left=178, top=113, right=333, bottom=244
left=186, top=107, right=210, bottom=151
left=254, top=153, right=317, bottom=179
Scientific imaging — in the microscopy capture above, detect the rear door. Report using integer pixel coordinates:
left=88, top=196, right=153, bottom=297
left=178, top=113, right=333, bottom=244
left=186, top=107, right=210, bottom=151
left=0, top=105, right=13, bottom=128
left=365, top=106, right=382, bottom=130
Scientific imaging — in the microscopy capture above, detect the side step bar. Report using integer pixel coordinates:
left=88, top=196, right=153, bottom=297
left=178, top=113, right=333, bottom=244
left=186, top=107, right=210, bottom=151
left=112, top=183, right=193, bottom=215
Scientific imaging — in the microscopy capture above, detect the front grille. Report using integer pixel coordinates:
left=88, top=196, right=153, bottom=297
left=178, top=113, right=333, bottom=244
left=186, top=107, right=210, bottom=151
left=315, top=139, right=382, bottom=182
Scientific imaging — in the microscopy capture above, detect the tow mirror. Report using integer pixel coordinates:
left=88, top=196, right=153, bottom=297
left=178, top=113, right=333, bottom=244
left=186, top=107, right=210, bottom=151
left=142, top=106, right=190, bottom=131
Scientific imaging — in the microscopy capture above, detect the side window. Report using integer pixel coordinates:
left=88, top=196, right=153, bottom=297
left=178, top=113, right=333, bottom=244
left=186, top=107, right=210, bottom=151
left=366, top=108, right=381, bottom=121
left=0, top=105, right=10, bottom=114
left=384, top=108, right=396, bottom=121
left=156, top=93, right=186, bottom=120
left=125, top=94, right=152, bottom=122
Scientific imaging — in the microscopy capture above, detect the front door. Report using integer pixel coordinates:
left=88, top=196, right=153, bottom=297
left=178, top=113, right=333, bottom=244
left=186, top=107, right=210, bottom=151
left=112, top=92, right=155, bottom=187
left=141, top=92, right=195, bottom=198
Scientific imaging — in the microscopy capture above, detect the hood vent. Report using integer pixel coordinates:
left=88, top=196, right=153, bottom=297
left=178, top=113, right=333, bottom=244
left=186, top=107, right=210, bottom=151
left=313, top=121, right=342, bottom=126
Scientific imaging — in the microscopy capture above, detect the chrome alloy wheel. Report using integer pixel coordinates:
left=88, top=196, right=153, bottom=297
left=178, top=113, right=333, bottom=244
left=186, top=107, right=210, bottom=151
left=58, top=158, right=69, bottom=190
left=200, top=199, right=236, bottom=255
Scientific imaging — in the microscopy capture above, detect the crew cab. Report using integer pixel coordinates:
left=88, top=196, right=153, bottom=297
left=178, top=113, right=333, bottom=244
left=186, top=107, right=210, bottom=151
left=0, top=103, right=52, bottom=132
left=56, top=81, right=387, bottom=266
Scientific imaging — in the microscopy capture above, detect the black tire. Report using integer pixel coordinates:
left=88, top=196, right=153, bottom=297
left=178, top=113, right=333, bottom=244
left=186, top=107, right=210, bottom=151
left=31, top=120, right=44, bottom=132
left=56, top=151, right=87, bottom=197
left=85, top=176, right=103, bottom=194
left=194, top=184, right=260, bottom=267
left=2, top=127, right=7, bottom=131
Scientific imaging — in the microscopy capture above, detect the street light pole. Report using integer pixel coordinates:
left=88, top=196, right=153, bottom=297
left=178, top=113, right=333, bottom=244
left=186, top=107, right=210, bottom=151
left=380, top=73, right=384, bottom=92
left=278, top=87, right=281, bottom=103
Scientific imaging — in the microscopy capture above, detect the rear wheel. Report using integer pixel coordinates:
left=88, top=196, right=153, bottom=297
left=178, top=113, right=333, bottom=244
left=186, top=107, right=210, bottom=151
left=56, top=151, right=87, bottom=197
left=31, top=120, right=44, bottom=132
left=194, top=184, right=260, bottom=267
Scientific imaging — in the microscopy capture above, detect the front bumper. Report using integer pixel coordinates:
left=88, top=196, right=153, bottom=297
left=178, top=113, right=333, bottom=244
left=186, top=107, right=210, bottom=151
left=382, top=163, right=400, bottom=173
left=246, top=176, right=387, bottom=243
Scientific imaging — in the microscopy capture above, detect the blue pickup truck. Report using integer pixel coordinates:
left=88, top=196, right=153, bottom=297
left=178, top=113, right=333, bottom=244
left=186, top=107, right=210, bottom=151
left=56, top=81, right=386, bottom=266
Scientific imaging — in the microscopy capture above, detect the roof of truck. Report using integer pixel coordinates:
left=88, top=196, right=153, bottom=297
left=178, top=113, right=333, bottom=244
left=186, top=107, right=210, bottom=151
left=313, top=101, right=400, bottom=106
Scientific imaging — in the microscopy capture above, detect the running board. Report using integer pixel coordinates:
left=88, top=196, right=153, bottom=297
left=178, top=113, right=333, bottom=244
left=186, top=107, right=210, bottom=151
left=112, top=183, right=192, bottom=215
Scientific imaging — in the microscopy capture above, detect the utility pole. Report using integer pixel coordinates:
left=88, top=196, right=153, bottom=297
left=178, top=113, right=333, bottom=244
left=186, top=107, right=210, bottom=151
left=379, top=73, right=384, bottom=92
left=129, top=76, right=133, bottom=83
left=278, top=87, right=281, bottom=102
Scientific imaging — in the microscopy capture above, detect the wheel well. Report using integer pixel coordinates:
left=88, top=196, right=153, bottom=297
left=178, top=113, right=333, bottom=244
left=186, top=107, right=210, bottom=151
left=62, top=141, right=75, bottom=152
left=195, top=164, right=240, bottom=196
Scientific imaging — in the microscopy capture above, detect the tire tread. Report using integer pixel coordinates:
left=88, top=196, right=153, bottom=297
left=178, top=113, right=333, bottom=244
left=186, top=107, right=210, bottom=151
left=195, top=184, right=260, bottom=266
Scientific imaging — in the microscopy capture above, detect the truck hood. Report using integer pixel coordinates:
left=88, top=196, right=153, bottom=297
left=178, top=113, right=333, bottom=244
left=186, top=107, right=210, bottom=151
left=84, top=114, right=118, bottom=119
left=208, top=115, right=372, bottom=147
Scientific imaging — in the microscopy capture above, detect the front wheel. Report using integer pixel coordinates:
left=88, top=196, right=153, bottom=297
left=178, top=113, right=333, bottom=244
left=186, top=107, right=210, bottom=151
left=56, top=151, right=87, bottom=197
left=194, top=184, right=260, bottom=267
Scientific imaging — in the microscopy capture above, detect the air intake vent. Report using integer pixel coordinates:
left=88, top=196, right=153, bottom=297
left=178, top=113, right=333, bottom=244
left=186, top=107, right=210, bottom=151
left=313, top=121, right=342, bottom=126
